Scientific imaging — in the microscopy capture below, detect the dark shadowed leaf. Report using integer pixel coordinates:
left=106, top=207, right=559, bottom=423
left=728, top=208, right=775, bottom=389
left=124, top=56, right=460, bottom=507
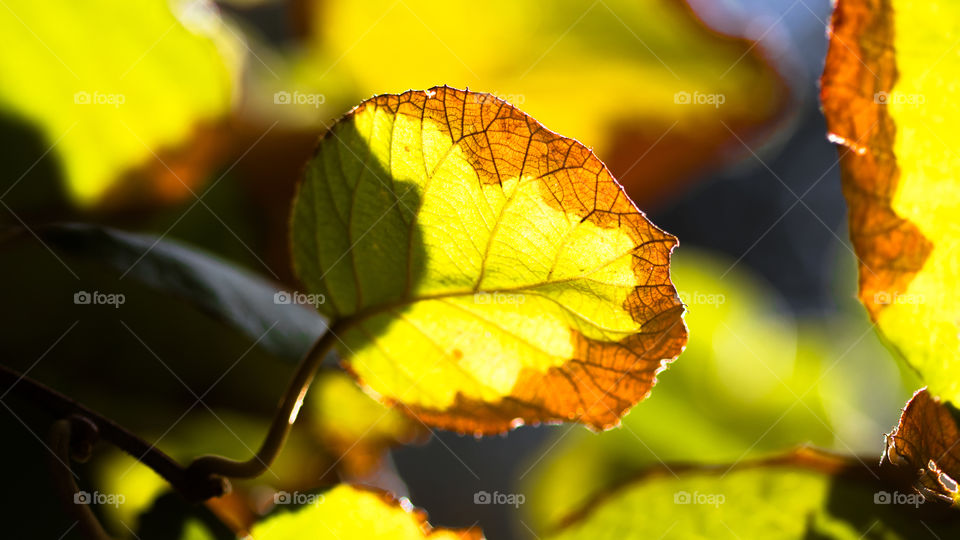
left=40, top=223, right=325, bottom=361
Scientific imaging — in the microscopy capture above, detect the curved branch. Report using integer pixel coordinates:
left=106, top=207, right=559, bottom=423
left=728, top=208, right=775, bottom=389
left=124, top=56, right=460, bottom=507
left=0, top=364, right=227, bottom=502
left=4, top=322, right=342, bottom=501
left=186, top=322, right=343, bottom=480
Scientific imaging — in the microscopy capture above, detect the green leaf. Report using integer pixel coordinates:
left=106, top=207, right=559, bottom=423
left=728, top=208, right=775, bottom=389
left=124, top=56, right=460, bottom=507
left=40, top=223, right=324, bottom=361
left=291, top=86, right=687, bottom=433
left=548, top=449, right=960, bottom=540
left=0, top=0, right=240, bottom=207
left=250, top=484, right=481, bottom=539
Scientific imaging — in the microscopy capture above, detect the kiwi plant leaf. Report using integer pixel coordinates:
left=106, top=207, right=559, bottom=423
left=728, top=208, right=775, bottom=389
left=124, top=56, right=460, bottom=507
left=821, top=0, right=960, bottom=402
left=291, top=86, right=687, bottom=433
left=39, top=223, right=325, bottom=362
left=548, top=449, right=960, bottom=539
left=249, top=484, right=482, bottom=540
left=0, top=0, right=239, bottom=207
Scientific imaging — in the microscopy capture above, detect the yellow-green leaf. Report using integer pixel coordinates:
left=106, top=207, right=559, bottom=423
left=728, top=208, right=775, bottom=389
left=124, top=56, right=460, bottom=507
left=250, top=485, right=482, bottom=539
left=821, top=0, right=960, bottom=401
left=291, top=87, right=687, bottom=433
left=548, top=449, right=960, bottom=539
left=0, top=0, right=240, bottom=207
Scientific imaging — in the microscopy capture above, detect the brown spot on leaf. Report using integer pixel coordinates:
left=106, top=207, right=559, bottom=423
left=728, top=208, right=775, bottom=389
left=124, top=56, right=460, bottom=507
left=820, top=0, right=932, bottom=320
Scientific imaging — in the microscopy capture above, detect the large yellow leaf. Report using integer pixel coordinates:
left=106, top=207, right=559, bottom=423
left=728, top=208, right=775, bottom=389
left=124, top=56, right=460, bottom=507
left=291, top=87, right=687, bottom=433
left=821, top=0, right=960, bottom=401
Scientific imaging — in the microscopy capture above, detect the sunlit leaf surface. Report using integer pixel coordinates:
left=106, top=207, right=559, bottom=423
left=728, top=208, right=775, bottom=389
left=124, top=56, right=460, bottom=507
left=0, top=0, right=239, bottom=206
left=291, top=86, right=687, bottom=433
left=250, top=485, right=482, bottom=539
left=821, top=0, right=960, bottom=402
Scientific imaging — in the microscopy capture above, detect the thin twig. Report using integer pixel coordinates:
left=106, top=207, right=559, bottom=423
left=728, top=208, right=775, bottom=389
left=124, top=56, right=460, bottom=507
left=0, top=364, right=226, bottom=502
left=3, top=322, right=341, bottom=501
left=186, top=322, right=342, bottom=480
left=48, top=417, right=115, bottom=540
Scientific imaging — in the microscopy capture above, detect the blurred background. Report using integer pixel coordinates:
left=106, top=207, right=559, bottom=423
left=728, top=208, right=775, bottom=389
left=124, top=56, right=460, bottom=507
left=0, top=0, right=922, bottom=538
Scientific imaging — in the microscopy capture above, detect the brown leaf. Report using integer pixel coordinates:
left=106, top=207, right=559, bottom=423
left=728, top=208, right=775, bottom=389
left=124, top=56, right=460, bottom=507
left=884, top=389, right=960, bottom=503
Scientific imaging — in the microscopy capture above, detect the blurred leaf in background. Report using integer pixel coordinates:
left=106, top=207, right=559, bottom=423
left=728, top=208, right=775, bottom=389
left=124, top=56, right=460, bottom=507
left=0, top=0, right=244, bottom=208
left=546, top=449, right=960, bottom=539
left=297, top=0, right=789, bottom=207
left=308, top=370, right=427, bottom=477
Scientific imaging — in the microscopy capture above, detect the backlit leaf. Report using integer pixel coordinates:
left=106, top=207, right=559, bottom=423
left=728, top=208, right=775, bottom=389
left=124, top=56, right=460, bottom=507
left=883, top=388, right=960, bottom=504
left=291, top=86, right=687, bottom=433
left=249, top=484, right=482, bottom=540
left=548, top=449, right=960, bottom=539
left=821, top=0, right=960, bottom=401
